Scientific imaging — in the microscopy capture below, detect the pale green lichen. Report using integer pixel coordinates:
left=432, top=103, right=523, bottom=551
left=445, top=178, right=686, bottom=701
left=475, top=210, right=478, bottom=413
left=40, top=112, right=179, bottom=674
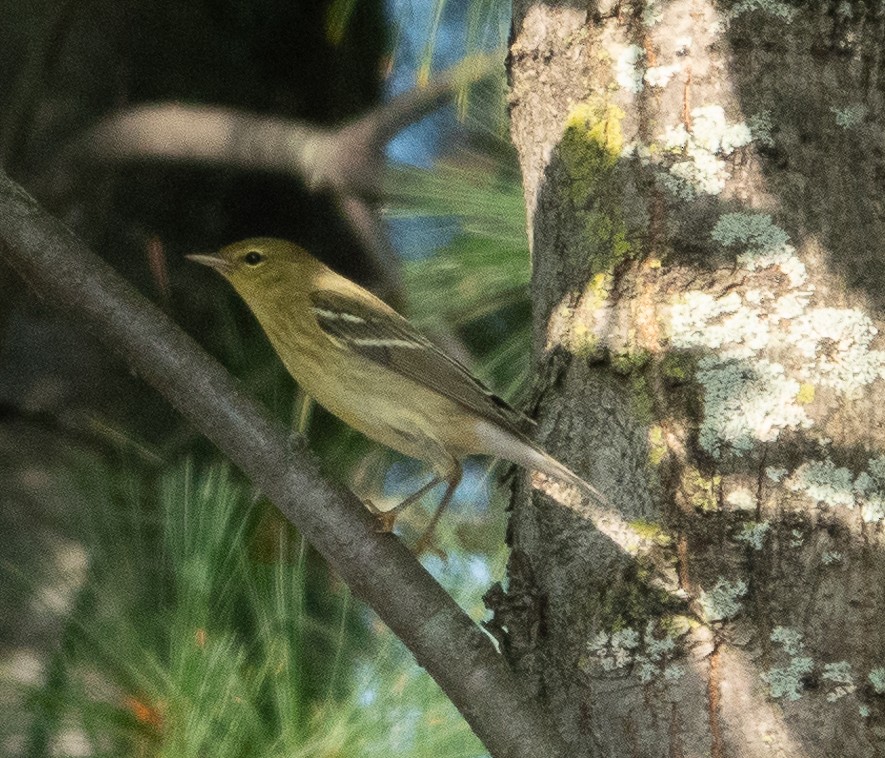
left=823, top=661, right=856, bottom=702
left=747, top=110, right=775, bottom=147
left=666, top=212, right=885, bottom=459
left=764, top=627, right=813, bottom=701
left=771, top=625, right=805, bottom=655
left=737, top=521, right=771, bottom=550
left=587, top=621, right=683, bottom=683
left=821, top=550, right=843, bottom=565
left=712, top=212, right=790, bottom=250
left=588, top=627, right=641, bottom=671
left=712, top=212, right=807, bottom=287
left=778, top=458, right=885, bottom=521
left=695, top=357, right=810, bottom=457
left=786, top=458, right=855, bottom=509
left=867, top=455, right=885, bottom=480
left=832, top=104, right=867, bottom=129
left=727, top=0, right=799, bottom=22
left=766, top=467, right=788, bottom=483
left=869, top=667, right=885, bottom=694
left=700, top=577, right=747, bottom=621
left=765, top=656, right=814, bottom=700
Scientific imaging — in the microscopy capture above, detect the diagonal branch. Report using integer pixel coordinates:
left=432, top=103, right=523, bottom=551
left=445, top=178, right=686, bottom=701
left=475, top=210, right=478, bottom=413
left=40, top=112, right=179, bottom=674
left=0, top=171, right=567, bottom=758
left=42, top=54, right=500, bottom=305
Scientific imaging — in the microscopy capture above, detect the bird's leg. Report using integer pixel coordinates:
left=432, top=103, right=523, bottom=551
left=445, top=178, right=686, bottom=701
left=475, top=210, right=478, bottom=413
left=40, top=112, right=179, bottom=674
left=367, top=475, right=443, bottom=533
left=415, top=463, right=462, bottom=558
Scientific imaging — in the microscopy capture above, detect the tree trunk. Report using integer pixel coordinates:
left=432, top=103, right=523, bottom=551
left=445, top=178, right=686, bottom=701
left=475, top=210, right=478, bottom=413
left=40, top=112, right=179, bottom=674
left=496, top=2, right=885, bottom=755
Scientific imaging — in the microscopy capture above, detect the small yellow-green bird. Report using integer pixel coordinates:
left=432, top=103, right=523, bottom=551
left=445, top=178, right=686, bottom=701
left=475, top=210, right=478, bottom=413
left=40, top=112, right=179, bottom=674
left=188, top=238, right=602, bottom=537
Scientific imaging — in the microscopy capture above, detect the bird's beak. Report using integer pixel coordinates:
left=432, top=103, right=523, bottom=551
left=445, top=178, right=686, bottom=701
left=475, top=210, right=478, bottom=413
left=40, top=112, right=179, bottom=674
left=186, top=253, right=231, bottom=273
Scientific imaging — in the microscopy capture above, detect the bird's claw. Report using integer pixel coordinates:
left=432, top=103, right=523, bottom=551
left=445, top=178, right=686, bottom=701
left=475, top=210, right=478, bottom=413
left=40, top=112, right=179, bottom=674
left=363, top=499, right=398, bottom=533
left=414, top=534, right=447, bottom=563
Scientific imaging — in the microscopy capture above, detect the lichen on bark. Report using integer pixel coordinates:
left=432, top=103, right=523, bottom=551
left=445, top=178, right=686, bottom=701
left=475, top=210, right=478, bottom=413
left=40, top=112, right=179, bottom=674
left=502, top=1, right=885, bottom=755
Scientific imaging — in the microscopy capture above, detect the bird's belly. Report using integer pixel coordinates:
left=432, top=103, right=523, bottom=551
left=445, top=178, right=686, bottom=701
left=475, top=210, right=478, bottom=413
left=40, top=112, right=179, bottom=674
left=282, top=346, right=478, bottom=462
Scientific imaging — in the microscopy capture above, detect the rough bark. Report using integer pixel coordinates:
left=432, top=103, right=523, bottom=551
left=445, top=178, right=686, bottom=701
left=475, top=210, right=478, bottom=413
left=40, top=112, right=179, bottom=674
left=497, top=2, right=885, bottom=756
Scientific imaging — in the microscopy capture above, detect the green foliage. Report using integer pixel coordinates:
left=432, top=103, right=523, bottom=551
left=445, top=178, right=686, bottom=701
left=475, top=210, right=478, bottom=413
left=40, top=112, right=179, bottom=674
left=16, top=458, right=485, bottom=757
left=389, top=160, right=531, bottom=395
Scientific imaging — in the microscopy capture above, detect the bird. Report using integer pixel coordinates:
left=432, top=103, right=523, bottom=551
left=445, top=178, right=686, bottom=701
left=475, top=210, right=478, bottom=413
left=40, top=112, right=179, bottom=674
left=188, top=238, right=603, bottom=544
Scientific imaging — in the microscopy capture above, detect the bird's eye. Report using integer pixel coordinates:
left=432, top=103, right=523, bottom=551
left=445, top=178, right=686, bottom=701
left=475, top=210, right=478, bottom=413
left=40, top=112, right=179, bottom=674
left=243, top=251, right=264, bottom=266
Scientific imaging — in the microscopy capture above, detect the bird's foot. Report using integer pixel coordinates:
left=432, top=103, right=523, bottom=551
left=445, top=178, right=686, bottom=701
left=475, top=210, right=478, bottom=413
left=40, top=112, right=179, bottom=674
left=363, top=499, right=398, bottom=533
left=414, top=532, right=447, bottom=563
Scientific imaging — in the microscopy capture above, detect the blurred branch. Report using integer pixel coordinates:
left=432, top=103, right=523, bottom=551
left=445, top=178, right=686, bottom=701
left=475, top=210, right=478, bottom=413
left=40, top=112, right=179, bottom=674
left=45, top=54, right=500, bottom=304
left=0, top=170, right=567, bottom=758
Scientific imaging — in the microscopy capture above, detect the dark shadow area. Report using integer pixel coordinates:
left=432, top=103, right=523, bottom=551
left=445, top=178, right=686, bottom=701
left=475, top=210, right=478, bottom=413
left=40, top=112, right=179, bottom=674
left=0, top=1, right=387, bottom=749
left=717, top=0, right=885, bottom=309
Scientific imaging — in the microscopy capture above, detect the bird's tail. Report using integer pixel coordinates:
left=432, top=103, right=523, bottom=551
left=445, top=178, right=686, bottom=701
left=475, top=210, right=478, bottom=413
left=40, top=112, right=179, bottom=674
left=529, top=446, right=606, bottom=504
left=475, top=420, right=606, bottom=505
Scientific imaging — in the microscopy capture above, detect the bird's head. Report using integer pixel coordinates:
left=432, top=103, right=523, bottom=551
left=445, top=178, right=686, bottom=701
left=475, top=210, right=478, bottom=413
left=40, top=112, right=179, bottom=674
left=187, top=238, right=320, bottom=297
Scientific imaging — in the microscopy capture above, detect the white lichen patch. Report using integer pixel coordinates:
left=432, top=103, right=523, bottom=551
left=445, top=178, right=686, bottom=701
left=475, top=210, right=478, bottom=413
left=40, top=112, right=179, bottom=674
left=652, top=106, right=753, bottom=198
left=823, top=661, right=856, bottom=702
left=641, top=0, right=664, bottom=27
left=861, top=495, right=885, bottom=523
left=665, top=214, right=885, bottom=459
left=615, top=45, right=645, bottom=93
left=821, top=550, right=843, bottom=565
left=763, top=626, right=813, bottom=701
left=788, top=308, right=885, bottom=396
left=699, top=577, right=747, bottom=621
left=587, top=622, right=684, bottom=683
left=644, top=63, right=681, bottom=88
left=674, top=36, right=693, bottom=55
left=726, top=487, right=756, bottom=510
left=831, top=104, right=867, bottom=129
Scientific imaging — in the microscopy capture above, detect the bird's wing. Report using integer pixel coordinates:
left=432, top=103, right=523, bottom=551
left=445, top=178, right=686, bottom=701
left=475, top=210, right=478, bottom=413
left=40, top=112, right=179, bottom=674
left=309, top=288, right=532, bottom=433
